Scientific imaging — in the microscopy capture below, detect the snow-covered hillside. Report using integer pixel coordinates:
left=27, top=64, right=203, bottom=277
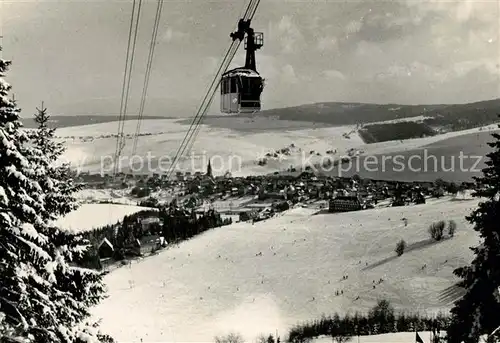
left=92, top=197, right=479, bottom=342
left=57, top=118, right=362, bottom=176
left=73, top=189, right=140, bottom=205
left=313, top=331, right=433, bottom=343
left=353, top=124, right=498, bottom=157
left=57, top=118, right=498, bottom=178
left=53, top=203, right=156, bottom=233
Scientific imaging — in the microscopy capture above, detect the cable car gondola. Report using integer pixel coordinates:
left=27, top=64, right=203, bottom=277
left=220, top=18, right=264, bottom=114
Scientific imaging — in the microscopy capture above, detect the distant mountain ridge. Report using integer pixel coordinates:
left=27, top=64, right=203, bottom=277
left=244, top=98, right=500, bottom=126
left=20, top=115, right=169, bottom=129
left=19, top=98, right=500, bottom=129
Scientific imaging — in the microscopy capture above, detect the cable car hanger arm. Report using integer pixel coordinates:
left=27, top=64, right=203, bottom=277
left=228, top=8, right=262, bottom=72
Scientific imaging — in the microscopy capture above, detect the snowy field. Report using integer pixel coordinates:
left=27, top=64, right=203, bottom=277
left=73, top=188, right=177, bottom=206
left=358, top=115, right=432, bottom=126
left=92, top=197, right=479, bottom=342
left=351, top=124, right=499, bottom=157
left=190, top=116, right=328, bottom=132
left=56, top=118, right=362, bottom=176
left=210, top=196, right=256, bottom=211
left=53, top=203, right=156, bottom=233
left=312, top=331, right=433, bottom=343
left=55, top=117, right=498, bottom=179
left=73, top=189, right=140, bottom=205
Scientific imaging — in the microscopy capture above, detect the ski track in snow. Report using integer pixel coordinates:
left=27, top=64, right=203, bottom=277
left=90, top=197, right=479, bottom=342
left=49, top=118, right=493, bottom=341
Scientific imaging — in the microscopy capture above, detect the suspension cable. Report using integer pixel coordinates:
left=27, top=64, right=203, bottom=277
left=181, top=41, right=241, bottom=163
left=165, top=41, right=239, bottom=179
left=165, top=40, right=239, bottom=180
left=113, top=0, right=137, bottom=177
left=116, top=0, right=143, bottom=166
left=113, top=0, right=143, bottom=177
left=165, top=0, right=261, bottom=180
left=131, top=0, right=164, bottom=156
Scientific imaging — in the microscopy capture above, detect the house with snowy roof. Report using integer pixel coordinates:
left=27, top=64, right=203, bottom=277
left=97, top=237, right=114, bottom=259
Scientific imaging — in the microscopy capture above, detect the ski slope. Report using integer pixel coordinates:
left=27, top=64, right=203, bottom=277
left=92, top=197, right=480, bottom=342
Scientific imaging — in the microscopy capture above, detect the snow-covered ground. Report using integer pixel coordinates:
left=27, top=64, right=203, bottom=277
left=53, top=203, right=156, bottom=233
left=56, top=118, right=498, bottom=178
left=313, top=331, right=433, bottom=343
left=210, top=196, right=256, bottom=211
left=92, top=196, right=479, bottom=342
left=73, top=189, right=139, bottom=205
left=352, top=124, right=499, bottom=158
left=359, top=115, right=432, bottom=126
left=56, top=118, right=362, bottom=176
left=73, top=187, right=178, bottom=206
left=54, top=116, right=489, bottom=341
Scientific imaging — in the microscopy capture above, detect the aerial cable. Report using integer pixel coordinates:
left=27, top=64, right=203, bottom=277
left=165, top=41, right=239, bottom=179
left=171, top=0, right=255, bottom=155
left=132, top=0, right=161, bottom=155
left=110, top=0, right=141, bottom=222
left=165, top=41, right=236, bottom=180
left=167, top=40, right=240, bottom=179
left=132, top=0, right=164, bottom=156
left=249, top=0, right=260, bottom=20
left=181, top=41, right=241, bottom=161
left=243, top=0, right=259, bottom=21
left=165, top=0, right=260, bottom=180
left=113, top=0, right=138, bottom=177
left=167, top=0, right=253, bottom=164
left=180, top=41, right=240, bottom=154
left=237, top=0, right=248, bottom=20
left=171, top=0, right=260, bottom=167
left=241, top=0, right=252, bottom=21
left=113, top=0, right=143, bottom=177
left=165, top=40, right=239, bottom=179
left=117, top=0, right=143, bottom=160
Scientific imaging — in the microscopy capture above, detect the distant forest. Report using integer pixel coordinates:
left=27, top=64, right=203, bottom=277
left=21, top=99, right=500, bottom=141
left=359, top=122, right=437, bottom=143
left=250, top=98, right=500, bottom=128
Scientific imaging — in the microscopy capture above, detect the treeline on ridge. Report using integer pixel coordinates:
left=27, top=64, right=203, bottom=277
left=248, top=99, right=500, bottom=129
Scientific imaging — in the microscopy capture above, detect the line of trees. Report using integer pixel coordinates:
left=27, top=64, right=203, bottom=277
left=159, top=202, right=231, bottom=243
left=76, top=203, right=232, bottom=269
left=359, top=122, right=437, bottom=143
left=422, top=108, right=500, bottom=132
left=445, top=121, right=500, bottom=342
left=287, top=300, right=449, bottom=343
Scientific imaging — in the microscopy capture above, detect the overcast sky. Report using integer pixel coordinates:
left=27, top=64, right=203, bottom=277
left=1, top=0, right=499, bottom=117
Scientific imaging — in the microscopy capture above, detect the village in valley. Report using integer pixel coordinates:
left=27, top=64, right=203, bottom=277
left=5, top=0, right=500, bottom=341
left=73, top=156, right=474, bottom=270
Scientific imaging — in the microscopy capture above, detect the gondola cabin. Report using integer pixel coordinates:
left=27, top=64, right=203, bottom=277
left=220, top=67, right=263, bottom=114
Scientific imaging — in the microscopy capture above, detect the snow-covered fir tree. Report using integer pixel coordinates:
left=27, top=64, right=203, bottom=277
left=446, top=127, right=500, bottom=343
left=30, top=101, right=82, bottom=217
left=0, top=48, right=113, bottom=342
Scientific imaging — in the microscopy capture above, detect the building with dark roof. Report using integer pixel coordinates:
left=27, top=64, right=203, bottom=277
left=328, top=195, right=363, bottom=213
